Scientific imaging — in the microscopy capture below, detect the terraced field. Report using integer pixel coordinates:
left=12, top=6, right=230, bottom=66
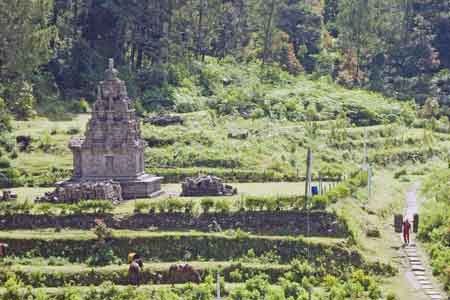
left=2, top=111, right=450, bottom=299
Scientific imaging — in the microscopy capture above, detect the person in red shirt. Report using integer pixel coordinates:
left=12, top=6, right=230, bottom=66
left=402, top=219, right=411, bottom=245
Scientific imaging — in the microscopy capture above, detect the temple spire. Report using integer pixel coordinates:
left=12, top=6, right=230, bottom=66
left=108, top=58, right=114, bottom=71
left=105, top=58, right=118, bottom=80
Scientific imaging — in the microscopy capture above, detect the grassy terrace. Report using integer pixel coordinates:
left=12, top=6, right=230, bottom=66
left=0, top=283, right=247, bottom=298
left=0, top=229, right=354, bottom=266
left=8, top=181, right=310, bottom=212
left=0, top=261, right=291, bottom=287
left=9, top=107, right=448, bottom=189
left=1, top=261, right=290, bottom=273
left=0, top=229, right=345, bottom=244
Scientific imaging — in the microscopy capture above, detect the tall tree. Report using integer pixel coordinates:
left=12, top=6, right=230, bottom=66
left=0, top=0, right=54, bottom=118
left=337, top=0, right=371, bottom=85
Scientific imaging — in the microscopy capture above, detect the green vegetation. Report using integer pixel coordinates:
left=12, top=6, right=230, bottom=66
left=1, top=230, right=350, bottom=264
left=2, top=1, right=450, bottom=298
left=419, top=167, right=450, bottom=291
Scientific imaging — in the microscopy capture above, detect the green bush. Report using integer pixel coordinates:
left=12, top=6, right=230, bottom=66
left=183, top=200, right=195, bottom=214
left=244, top=196, right=260, bottom=211
left=215, top=199, right=231, bottom=213
left=157, top=200, right=168, bottom=213
left=311, top=195, right=329, bottom=210
left=167, top=198, right=184, bottom=212
left=0, top=157, right=11, bottom=169
left=0, top=168, right=23, bottom=188
left=66, top=127, right=81, bottom=135
left=394, top=168, right=407, bottom=179
left=0, top=200, right=34, bottom=215
left=134, top=201, right=150, bottom=214
left=327, top=184, right=351, bottom=202
left=200, top=198, right=215, bottom=213
left=72, top=200, right=114, bottom=214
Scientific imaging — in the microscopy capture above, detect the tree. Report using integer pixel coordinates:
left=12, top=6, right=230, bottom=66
left=260, top=0, right=279, bottom=66
left=336, top=0, right=371, bottom=85
left=0, top=0, right=54, bottom=118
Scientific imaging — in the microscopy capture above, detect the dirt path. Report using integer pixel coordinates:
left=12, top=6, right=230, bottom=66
left=401, top=183, right=445, bottom=300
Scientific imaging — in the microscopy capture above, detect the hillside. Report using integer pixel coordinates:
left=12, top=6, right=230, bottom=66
left=1, top=1, right=450, bottom=300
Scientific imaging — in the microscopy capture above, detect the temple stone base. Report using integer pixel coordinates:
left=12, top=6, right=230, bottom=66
left=120, top=175, right=164, bottom=199
left=62, top=174, right=164, bottom=200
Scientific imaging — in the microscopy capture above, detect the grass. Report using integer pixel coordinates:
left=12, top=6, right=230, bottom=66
left=11, top=115, right=89, bottom=173
left=1, top=260, right=290, bottom=273
left=0, top=229, right=346, bottom=245
left=0, top=282, right=245, bottom=298
left=114, top=181, right=312, bottom=214
left=8, top=181, right=343, bottom=215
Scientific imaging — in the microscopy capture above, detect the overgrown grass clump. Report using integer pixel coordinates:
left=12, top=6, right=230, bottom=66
left=419, top=167, right=450, bottom=291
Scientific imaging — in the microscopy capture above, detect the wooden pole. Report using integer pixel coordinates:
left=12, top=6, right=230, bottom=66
left=305, top=148, right=313, bottom=206
left=216, top=270, right=221, bottom=300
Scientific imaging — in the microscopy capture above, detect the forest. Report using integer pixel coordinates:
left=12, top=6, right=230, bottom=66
left=1, top=0, right=450, bottom=125
left=1, top=1, right=450, bottom=300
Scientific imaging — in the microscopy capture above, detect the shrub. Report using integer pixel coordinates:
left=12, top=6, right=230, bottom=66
left=244, top=196, right=260, bottom=211
left=265, top=197, right=278, bottom=211
left=386, top=293, right=398, bottom=300
left=134, top=201, right=150, bottom=214
left=74, top=98, right=90, bottom=113
left=311, top=195, right=329, bottom=210
left=167, top=197, right=184, bottom=212
left=74, top=200, right=114, bottom=214
left=229, top=269, right=243, bottom=282
left=0, top=168, right=23, bottom=187
left=35, top=203, right=53, bottom=215
left=66, top=127, right=81, bottom=135
left=157, top=200, right=168, bottom=213
left=38, top=133, right=53, bottom=152
left=183, top=200, right=195, bottom=214
left=215, top=199, right=231, bottom=213
left=87, top=219, right=118, bottom=266
left=0, top=200, right=34, bottom=215
left=0, top=157, right=11, bottom=169
left=327, top=184, right=351, bottom=202
left=200, top=198, right=215, bottom=213
left=394, top=169, right=407, bottom=179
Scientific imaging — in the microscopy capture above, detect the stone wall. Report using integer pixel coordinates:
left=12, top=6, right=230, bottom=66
left=0, top=211, right=348, bottom=237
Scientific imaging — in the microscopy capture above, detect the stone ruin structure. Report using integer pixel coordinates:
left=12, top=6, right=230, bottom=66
left=36, top=181, right=122, bottom=204
left=0, top=190, right=17, bottom=202
left=181, top=175, right=237, bottom=197
left=145, top=114, right=184, bottom=126
left=56, top=59, right=163, bottom=200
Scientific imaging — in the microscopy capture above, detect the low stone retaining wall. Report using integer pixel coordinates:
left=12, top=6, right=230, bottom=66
left=2, top=235, right=360, bottom=265
left=0, top=211, right=348, bottom=237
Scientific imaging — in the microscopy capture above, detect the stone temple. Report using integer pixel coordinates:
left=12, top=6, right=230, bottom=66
left=64, top=59, right=163, bottom=199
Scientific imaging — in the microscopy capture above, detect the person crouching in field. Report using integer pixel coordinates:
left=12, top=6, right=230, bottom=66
left=128, top=253, right=144, bottom=286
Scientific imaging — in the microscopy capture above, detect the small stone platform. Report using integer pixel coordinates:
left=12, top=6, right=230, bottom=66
left=181, top=175, right=237, bottom=197
left=36, top=180, right=123, bottom=203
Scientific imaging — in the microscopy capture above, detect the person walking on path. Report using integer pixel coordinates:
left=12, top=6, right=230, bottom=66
left=402, top=219, right=411, bottom=245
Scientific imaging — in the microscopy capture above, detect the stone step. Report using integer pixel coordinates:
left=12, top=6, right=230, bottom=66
left=414, top=271, right=426, bottom=276
left=421, top=284, right=434, bottom=290
left=412, top=266, right=426, bottom=271
left=416, top=275, right=428, bottom=281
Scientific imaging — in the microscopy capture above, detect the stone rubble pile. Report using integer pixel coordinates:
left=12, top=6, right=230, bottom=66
left=1, top=191, right=17, bottom=202
left=145, top=115, right=184, bottom=126
left=35, top=180, right=122, bottom=203
left=181, top=175, right=237, bottom=197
